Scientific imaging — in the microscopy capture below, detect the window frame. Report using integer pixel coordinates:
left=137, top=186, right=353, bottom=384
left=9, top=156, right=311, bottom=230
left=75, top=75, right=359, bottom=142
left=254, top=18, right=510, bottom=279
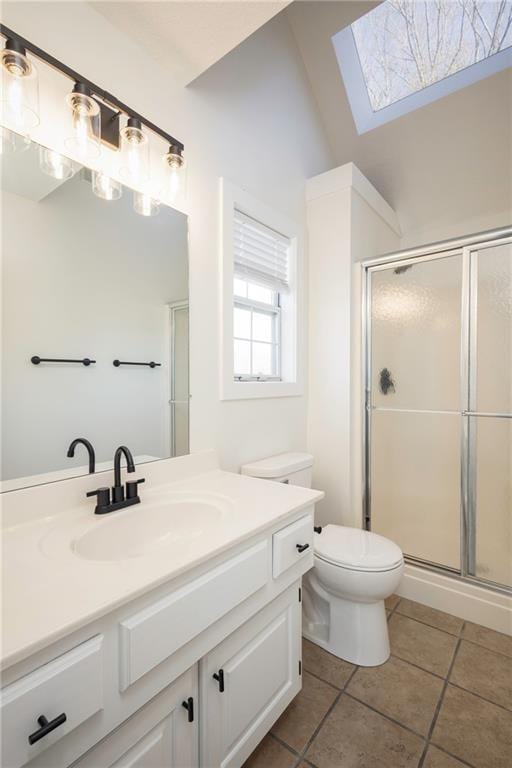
left=332, top=20, right=512, bottom=135
left=233, top=282, right=282, bottom=381
left=220, top=178, right=303, bottom=400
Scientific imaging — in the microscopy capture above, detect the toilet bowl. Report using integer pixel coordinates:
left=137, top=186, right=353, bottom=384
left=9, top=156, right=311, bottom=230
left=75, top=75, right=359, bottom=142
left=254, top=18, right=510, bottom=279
left=303, top=525, right=403, bottom=666
left=240, top=453, right=404, bottom=667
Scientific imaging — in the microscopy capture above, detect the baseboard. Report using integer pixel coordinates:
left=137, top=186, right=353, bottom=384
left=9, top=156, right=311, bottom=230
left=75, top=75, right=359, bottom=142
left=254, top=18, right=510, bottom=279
left=398, top=564, right=512, bottom=636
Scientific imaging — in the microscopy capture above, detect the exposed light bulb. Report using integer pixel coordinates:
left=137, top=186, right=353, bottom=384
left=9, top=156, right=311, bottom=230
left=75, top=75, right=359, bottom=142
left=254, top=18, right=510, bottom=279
left=64, top=83, right=101, bottom=160
left=0, top=126, right=30, bottom=155
left=39, top=146, right=77, bottom=180
left=92, top=171, right=122, bottom=201
left=120, top=118, right=149, bottom=183
left=0, top=38, right=39, bottom=135
left=133, top=191, right=160, bottom=217
left=162, top=144, right=185, bottom=203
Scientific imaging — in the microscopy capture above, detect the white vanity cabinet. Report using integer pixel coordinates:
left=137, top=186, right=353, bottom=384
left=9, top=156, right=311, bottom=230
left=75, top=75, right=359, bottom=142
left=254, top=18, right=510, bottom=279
left=200, top=583, right=301, bottom=768
left=72, top=666, right=198, bottom=768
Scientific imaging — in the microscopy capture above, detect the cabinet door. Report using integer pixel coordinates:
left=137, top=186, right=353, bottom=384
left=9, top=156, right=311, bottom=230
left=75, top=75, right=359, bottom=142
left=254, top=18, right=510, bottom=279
left=72, top=666, right=198, bottom=768
left=200, top=583, right=301, bottom=768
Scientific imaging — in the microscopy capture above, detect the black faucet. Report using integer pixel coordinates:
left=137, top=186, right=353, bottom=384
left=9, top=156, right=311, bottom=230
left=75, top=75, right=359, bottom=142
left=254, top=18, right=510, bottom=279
left=86, top=445, right=145, bottom=515
left=67, top=438, right=95, bottom=474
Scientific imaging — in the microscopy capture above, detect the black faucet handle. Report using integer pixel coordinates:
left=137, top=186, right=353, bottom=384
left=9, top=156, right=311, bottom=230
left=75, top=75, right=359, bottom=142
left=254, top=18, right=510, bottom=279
left=86, top=486, right=111, bottom=513
left=126, top=478, right=145, bottom=500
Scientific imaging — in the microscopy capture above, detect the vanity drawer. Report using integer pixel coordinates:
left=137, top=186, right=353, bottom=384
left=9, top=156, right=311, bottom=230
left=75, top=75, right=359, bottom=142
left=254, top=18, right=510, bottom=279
left=1, top=635, right=104, bottom=768
left=119, top=540, right=268, bottom=690
left=273, top=513, right=314, bottom=578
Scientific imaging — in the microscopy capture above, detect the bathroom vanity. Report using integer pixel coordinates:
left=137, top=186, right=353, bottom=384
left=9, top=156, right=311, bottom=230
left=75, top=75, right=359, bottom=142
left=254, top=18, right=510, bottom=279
left=1, top=451, right=323, bottom=768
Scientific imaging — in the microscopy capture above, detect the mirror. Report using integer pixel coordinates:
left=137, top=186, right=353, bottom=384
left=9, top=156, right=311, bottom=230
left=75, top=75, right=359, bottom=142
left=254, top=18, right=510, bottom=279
left=1, top=141, right=189, bottom=492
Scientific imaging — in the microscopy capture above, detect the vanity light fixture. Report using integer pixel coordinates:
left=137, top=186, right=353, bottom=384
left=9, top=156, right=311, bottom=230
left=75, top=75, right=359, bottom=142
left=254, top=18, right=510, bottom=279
left=120, top=117, right=149, bottom=183
left=39, top=145, right=77, bottom=180
left=65, top=82, right=101, bottom=160
left=133, top=191, right=160, bottom=217
left=162, top=144, right=186, bottom=203
left=0, top=37, right=39, bottom=137
left=92, top=170, right=122, bottom=201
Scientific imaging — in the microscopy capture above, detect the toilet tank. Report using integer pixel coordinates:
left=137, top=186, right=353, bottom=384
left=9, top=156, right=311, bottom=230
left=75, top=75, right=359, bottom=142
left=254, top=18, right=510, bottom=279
left=241, top=452, right=313, bottom=488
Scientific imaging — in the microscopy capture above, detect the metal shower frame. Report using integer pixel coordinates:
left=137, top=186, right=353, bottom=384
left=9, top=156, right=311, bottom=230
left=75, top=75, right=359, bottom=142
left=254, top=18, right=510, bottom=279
left=361, top=225, right=512, bottom=596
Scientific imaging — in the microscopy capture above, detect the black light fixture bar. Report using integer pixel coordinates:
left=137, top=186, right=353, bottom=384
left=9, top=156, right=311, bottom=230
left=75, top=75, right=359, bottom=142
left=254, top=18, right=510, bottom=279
left=0, top=24, right=184, bottom=153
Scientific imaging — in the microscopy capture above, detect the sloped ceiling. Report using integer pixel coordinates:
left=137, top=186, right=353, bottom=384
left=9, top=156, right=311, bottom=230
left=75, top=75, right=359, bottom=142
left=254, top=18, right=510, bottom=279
left=91, top=0, right=291, bottom=85
left=287, top=1, right=512, bottom=242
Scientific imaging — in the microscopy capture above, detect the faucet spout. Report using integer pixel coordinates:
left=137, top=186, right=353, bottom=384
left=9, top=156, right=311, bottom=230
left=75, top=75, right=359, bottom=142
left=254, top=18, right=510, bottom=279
left=67, top=438, right=95, bottom=474
left=113, top=445, right=135, bottom=491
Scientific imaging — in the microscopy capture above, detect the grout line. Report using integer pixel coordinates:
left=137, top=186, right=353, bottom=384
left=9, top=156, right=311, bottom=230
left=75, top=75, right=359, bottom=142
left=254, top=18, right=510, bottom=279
left=268, top=732, right=300, bottom=758
left=447, top=681, right=512, bottom=713
left=386, top=596, right=402, bottom=619
left=389, top=653, right=446, bottom=680
left=344, top=691, right=428, bottom=742
left=301, top=666, right=351, bottom=692
left=417, top=633, right=463, bottom=768
left=427, top=742, right=478, bottom=768
left=458, top=635, right=512, bottom=660
left=391, top=610, right=463, bottom=639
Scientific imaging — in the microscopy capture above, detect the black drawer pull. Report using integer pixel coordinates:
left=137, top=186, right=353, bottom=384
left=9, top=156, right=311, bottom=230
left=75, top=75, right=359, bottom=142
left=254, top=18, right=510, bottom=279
left=28, top=713, right=67, bottom=745
left=213, top=669, right=225, bottom=692
left=182, top=697, right=194, bottom=723
left=314, top=526, right=323, bottom=534
left=296, top=543, right=310, bottom=553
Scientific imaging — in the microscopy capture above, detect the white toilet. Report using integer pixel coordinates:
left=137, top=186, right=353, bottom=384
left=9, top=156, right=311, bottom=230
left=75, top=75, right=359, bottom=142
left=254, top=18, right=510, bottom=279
left=241, top=452, right=404, bottom=667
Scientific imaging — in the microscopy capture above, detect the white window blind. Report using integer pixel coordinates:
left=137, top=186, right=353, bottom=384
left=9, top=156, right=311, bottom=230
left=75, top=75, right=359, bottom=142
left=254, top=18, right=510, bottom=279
left=234, top=209, right=290, bottom=292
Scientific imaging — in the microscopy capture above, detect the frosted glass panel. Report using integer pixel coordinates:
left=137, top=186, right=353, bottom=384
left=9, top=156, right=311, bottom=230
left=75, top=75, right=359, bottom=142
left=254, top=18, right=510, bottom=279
left=474, top=243, right=512, bottom=414
left=173, top=401, right=189, bottom=457
left=173, top=307, right=189, bottom=402
left=371, top=411, right=460, bottom=569
left=371, top=255, right=462, bottom=410
left=472, top=417, right=512, bottom=587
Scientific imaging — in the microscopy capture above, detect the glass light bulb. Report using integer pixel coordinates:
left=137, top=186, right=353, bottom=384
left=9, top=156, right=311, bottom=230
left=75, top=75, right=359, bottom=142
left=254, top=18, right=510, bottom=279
left=39, top=146, right=77, bottom=180
left=64, top=87, right=101, bottom=160
left=0, top=126, right=30, bottom=155
left=133, top=191, right=160, bottom=217
left=120, top=120, right=149, bottom=183
left=0, top=44, right=39, bottom=134
left=92, top=171, right=122, bottom=201
left=162, top=147, right=186, bottom=203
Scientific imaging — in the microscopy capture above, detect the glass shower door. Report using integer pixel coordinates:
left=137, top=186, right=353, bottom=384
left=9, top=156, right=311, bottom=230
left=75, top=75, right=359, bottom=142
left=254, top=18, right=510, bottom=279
left=368, top=253, right=463, bottom=570
left=467, top=240, right=512, bottom=588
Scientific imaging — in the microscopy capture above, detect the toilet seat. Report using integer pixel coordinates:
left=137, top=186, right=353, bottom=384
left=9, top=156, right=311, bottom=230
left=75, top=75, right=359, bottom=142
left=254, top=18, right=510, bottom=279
left=314, top=525, right=403, bottom=573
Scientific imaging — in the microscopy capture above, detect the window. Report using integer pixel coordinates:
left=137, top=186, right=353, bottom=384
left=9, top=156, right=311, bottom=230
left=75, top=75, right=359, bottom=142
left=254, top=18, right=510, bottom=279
left=232, top=208, right=290, bottom=382
left=333, top=1, right=512, bottom=134
left=220, top=179, right=303, bottom=400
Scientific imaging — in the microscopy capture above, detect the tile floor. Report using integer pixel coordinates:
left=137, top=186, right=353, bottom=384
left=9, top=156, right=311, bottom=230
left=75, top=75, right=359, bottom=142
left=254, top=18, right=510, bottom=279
left=243, top=595, right=512, bottom=768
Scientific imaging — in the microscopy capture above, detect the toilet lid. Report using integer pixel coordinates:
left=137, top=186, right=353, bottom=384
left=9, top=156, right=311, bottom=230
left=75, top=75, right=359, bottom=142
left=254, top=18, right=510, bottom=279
left=314, top=525, right=403, bottom=572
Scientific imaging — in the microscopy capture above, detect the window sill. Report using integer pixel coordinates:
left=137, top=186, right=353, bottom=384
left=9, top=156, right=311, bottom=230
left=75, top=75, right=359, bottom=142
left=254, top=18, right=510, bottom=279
left=221, top=379, right=303, bottom=401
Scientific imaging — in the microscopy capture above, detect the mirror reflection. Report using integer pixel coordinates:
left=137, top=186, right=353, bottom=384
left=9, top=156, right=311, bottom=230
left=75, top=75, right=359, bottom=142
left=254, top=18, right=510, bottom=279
left=1, top=141, right=189, bottom=491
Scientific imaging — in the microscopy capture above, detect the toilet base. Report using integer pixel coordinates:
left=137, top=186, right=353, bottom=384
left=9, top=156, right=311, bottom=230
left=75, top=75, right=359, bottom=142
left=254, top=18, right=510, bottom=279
left=302, top=573, right=391, bottom=666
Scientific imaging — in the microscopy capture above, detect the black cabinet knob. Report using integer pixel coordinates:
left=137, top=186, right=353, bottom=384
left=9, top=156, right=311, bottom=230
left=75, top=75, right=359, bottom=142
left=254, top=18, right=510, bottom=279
left=28, top=713, right=67, bottom=745
left=182, top=697, right=194, bottom=723
left=213, top=669, right=225, bottom=692
left=296, top=543, right=310, bottom=553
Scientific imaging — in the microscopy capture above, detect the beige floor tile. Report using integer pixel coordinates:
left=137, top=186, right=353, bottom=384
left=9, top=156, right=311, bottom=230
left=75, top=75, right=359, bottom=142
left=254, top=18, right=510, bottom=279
left=423, top=745, right=469, bottom=768
left=242, top=734, right=297, bottom=768
left=450, top=640, right=512, bottom=710
left=462, top=622, right=512, bottom=658
left=389, top=613, right=458, bottom=677
left=432, top=684, right=512, bottom=768
left=385, top=594, right=400, bottom=611
left=302, top=638, right=355, bottom=689
left=346, top=655, right=444, bottom=735
left=397, top=599, right=463, bottom=636
left=305, top=694, right=424, bottom=768
left=271, top=671, right=338, bottom=753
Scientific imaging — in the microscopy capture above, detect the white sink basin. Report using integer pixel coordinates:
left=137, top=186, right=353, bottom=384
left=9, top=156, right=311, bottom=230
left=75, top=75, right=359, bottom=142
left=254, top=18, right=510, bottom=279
left=72, top=498, right=227, bottom=561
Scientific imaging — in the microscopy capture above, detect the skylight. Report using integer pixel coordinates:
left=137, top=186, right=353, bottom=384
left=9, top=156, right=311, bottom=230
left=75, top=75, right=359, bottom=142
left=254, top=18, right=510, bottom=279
left=333, top=0, right=512, bottom=133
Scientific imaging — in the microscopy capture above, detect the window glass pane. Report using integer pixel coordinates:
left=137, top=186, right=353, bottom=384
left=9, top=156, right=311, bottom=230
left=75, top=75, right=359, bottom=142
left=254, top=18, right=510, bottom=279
left=248, top=283, right=274, bottom=305
left=252, top=311, right=273, bottom=343
left=234, top=277, right=247, bottom=298
left=233, top=307, right=251, bottom=339
left=252, top=342, right=273, bottom=376
left=234, top=340, right=251, bottom=374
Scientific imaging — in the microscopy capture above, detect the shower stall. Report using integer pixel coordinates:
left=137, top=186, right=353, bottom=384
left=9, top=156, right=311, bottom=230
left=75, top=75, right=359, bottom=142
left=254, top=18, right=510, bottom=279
left=362, top=228, right=512, bottom=594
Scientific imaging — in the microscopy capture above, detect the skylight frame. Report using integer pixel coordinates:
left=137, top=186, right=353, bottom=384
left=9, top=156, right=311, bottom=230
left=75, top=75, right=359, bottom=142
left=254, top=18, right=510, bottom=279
left=333, top=18, right=512, bottom=135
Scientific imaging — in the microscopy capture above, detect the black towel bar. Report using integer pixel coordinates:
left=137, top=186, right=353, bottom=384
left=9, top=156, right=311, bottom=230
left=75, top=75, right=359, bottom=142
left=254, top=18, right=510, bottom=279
left=113, top=360, right=161, bottom=368
left=31, top=356, right=95, bottom=366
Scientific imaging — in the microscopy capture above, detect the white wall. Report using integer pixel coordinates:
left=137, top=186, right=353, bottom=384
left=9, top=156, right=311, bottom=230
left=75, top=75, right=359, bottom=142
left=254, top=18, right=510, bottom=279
left=1, top=176, right=188, bottom=479
left=306, top=164, right=400, bottom=526
left=1, top=2, right=333, bottom=473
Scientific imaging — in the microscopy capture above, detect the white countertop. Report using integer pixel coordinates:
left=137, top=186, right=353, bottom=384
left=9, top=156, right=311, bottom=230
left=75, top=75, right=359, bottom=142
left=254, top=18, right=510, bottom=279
left=1, top=467, right=322, bottom=670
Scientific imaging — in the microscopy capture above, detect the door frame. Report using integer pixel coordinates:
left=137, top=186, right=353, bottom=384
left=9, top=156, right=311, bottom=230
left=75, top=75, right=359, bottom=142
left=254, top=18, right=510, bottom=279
left=168, top=300, right=189, bottom=458
left=361, top=226, right=512, bottom=596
